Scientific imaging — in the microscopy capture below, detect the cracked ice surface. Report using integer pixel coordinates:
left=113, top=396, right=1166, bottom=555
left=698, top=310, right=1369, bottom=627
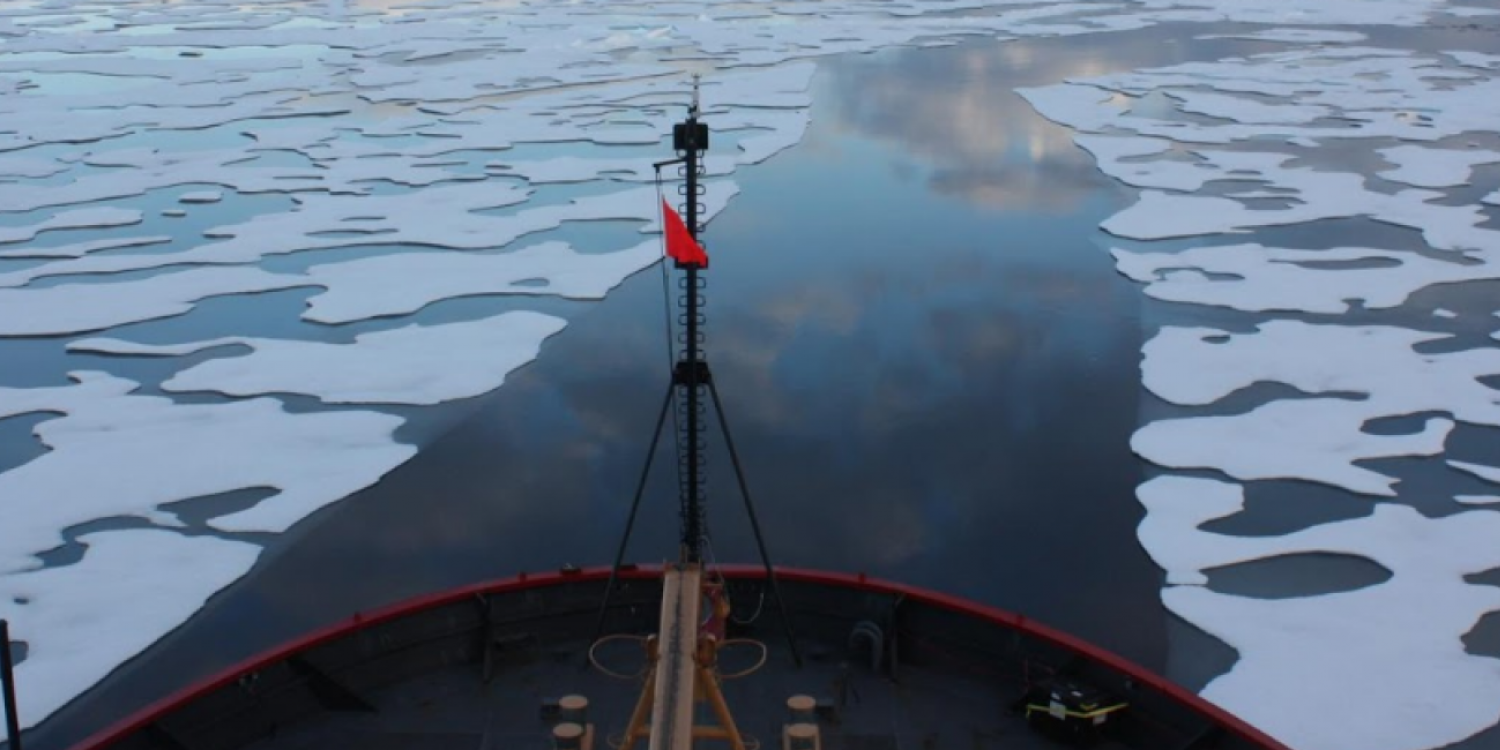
left=1028, top=31, right=1500, bottom=750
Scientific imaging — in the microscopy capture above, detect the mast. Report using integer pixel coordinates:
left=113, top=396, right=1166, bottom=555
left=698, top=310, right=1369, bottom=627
left=592, top=73, right=802, bottom=673
left=674, top=75, right=708, bottom=563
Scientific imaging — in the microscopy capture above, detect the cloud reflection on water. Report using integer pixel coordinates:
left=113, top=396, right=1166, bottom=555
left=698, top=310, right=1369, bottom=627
left=819, top=39, right=1174, bottom=213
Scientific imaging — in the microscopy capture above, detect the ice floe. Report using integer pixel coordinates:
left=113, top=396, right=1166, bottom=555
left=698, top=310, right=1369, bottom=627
left=1141, top=321, right=1500, bottom=417
left=1450, top=460, right=1500, bottom=485
left=0, top=207, right=142, bottom=244
left=1133, top=0, right=1447, bottom=26
left=0, top=157, right=69, bottom=180
left=1449, top=51, right=1500, bottom=71
left=0, top=529, right=261, bottom=729
left=0, top=267, right=311, bottom=336
left=1133, top=398, right=1452, bottom=495
left=178, top=190, right=223, bottom=204
left=1455, top=495, right=1500, bottom=505
left=0, top=365, right=388, bottom=727
left=1445, top=6, right=1500, bottom=18
left=0, top=372, right=412, bottom=566
left=1134, top=475, right=1245, bottom=586
left=1022, top=47, right=1500, bottom=146
left=1136, top=322, right=1500, bottom=494
left=1166, top=89, right=1333, bottom=125
left=0, top=178, right=737, bottom=288
left=1112, top=244, right=1500, bottom=314
left=0, top=147, right=348, bottom=214
left=303, top=239, right=663, bottom=323
left=1100, top=157, right=1499, bottom=251
left=1139, top=475, right=1500, bottom=750
left=0, top=235, right=171, bottom=259
left=71, top=312, right=567, bottom=405
left=1197, top=29, right=1368, bottom=44
left=1044, top=24, right=1500, bottom=750
left=1377, top=145, right=1500, bottom=189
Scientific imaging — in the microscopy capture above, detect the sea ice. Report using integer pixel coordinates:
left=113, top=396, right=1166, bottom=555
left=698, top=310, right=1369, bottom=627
left=303, top=240, right=661, bottom=323
left=1449, top=51, right=1500, bottom=71
left=1141, top=322, right=1500, bottom=422
left=1140, top=473, right=1500, bottom=750
left=1046, top=24, right=1500, bottom=750
left=1102, top=161, right=1499, bottom=252
left=0, top=372, right=413, bottom=571
left=0, top=176, right=735, bottom=289
left=0, top=180, right=533, bottom=286
left=71, top=312, right=567, bottom=405
left=1450, top=460, right=1500, bottom=485
left=1072, top=134, right=1216, bottom=190
left=0, top=530, right=261, bottom=729
left=0, top=267, right=311, bottom=336
left=1166, top=89, right=1332, bottom=125
left=1072, top=134, right=1173, bottom=163
left=1130, top=0, right=1446, bottom=26
left=1196, top=29, right=1368, bottom=44
left=1137, top=321, right=1500, bottom=491
left=178, top=190, right=224, bottom=204
left=1134, top=474, right=1245, bottom=585
left=1378, top=145, right=1500, bottom=189
left=1112, top=244, right=1500, bottom=314
left=1132, top=398, right=1452, bottom=495
left=1455, top=495, right=1500, bottom=505
left=0, top=148, right=331, bottom=214
left=0, top=206, right=143, bottom=244
left=0, top=157, right=69, bottom=180
left=1024, top=47, right=1500, bottom=146
left=0, top=235, right=171, bottom=259
left=1181, top=544, right=1500, bottom=750
left=1445, top=7, right=1500, bottom=18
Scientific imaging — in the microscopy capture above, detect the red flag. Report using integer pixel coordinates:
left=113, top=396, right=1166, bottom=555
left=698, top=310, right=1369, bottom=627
left=662, top=199, right=708, bottom=267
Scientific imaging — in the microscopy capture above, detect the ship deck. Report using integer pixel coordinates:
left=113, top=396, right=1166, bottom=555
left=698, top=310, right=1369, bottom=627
left=252, top=634, right=1117, bottom=750
left=72, top=566, right=1283, bottom=750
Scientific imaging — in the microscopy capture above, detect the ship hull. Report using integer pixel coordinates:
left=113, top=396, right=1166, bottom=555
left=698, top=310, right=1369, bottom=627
left=69, top=565, right=1288, bottom=750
